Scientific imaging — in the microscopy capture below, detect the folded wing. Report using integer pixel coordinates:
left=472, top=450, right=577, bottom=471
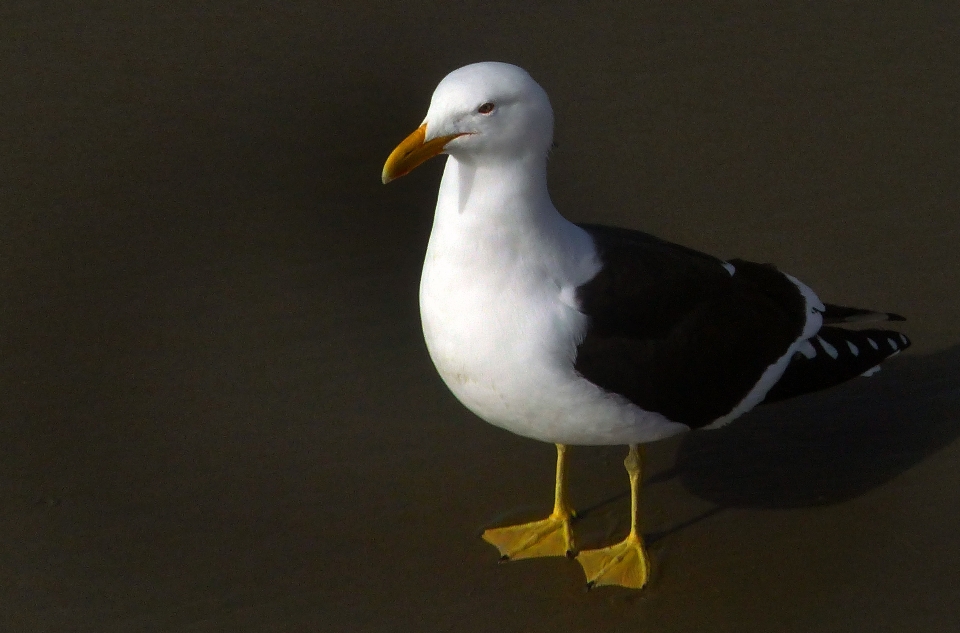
left=572, top=224, right=909, bottom=429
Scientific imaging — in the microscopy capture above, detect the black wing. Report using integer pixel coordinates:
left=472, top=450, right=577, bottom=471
left=820, top=304, right=905, bottom=324
left=762, top=326, right=910, bottom=403
left=573, top=224, right=807, bottom=428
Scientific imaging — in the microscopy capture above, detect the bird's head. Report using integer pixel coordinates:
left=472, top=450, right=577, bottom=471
left=382, top=62, right=553, bottom=184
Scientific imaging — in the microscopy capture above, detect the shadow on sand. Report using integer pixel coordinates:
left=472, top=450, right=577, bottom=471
left=673, top=344, right=960, bottom=509
left=571, top=345, right=960, bottom=545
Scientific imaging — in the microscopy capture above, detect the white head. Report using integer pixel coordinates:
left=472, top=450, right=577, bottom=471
left=383, top=62, right=554, bottom=183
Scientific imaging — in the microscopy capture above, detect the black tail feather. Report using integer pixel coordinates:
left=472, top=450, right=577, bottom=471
left=762, top=326, right=911, bottom=404
left=821, top=303, right=906, bottom=324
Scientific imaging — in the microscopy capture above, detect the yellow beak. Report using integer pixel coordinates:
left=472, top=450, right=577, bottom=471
left=382, top=124, right=464, bottom=184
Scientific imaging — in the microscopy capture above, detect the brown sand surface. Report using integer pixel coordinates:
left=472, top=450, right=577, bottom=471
left=2, top=2, right=960, bottom=631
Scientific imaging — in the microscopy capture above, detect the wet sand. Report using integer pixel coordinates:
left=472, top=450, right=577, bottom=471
left=2, top=2, right=960, bottom=631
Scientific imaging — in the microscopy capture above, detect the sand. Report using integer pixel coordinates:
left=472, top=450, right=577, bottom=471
left=2, top=2, right=959, bottom=631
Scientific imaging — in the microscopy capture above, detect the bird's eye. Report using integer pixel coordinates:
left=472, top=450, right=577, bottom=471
left=478, top=102, right=495, bottom=114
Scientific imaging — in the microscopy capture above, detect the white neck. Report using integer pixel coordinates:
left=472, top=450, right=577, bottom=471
left=424, top=153, right=599, bottom=292
left=436, top=152, right=553, bottom=222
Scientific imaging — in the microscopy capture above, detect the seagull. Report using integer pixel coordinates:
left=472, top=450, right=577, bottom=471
left=381, top=62, right=910, bottom=590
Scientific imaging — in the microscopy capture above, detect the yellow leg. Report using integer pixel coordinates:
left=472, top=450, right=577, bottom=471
left=482, top=444, right=576, bottom=560
left=576, top=444, right=650, bottom=589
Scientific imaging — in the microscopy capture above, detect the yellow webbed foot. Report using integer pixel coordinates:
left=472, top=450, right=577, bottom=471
left=482, top=510, right=575, bottom=560
left=576, top=532, right=650, bottom=589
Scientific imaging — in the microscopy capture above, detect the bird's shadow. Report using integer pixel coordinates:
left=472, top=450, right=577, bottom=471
left=577, top=345, right=960, bottom=544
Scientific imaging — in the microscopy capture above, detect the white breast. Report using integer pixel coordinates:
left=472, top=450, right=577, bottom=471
left=418, top=157, right=688, bottom=445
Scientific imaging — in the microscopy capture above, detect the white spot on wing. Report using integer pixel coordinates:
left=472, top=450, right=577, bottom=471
left=887, top=337, right=898, bottom=350
left=861, top=365, right=881, bottom=377
left=867, top=338, right=879, bottom=350
left=817, top=335, right=839, bottom=359
left=798, top=340, right=817, bottom=359
left=846, top=340, right=859, bottom=356
left=899, top=333, right=908, bottom=345
left=782, top=272, right=825, bottom=339
left=722, top=262, right=735, bottom=276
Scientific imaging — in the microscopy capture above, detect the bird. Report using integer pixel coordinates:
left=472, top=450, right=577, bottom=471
left=381, top=62, right=910, bottom=590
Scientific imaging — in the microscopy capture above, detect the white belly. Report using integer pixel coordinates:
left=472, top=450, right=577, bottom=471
left=418, top=243, right=688, bottom=446
left=416, top=156, right=688, bottom=445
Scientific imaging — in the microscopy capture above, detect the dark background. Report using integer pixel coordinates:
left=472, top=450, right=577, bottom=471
left=2, top=2, right=959, bottom=631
